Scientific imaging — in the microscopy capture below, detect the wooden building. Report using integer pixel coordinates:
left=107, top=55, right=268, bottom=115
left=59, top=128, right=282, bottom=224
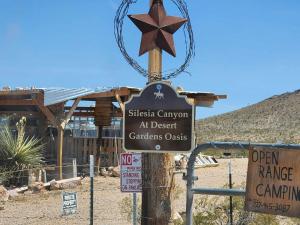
left=0, top=85, right=226, bottom=179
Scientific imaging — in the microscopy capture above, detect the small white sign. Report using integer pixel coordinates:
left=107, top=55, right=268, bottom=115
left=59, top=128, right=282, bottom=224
left=62, top=192, right=77, bottom=215
left=121, top=153, right=142, bottom=193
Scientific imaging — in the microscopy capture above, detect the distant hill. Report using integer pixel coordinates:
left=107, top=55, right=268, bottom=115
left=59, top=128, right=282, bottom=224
left=196, top=90, right=300, bottom=144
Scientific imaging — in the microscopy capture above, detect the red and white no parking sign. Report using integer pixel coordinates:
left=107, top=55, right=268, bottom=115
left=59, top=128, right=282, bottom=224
left=120, top=153, right=142, bottom=192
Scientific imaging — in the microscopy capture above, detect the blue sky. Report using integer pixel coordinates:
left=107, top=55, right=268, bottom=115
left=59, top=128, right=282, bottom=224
left=0, top=0, right=299, bottom=118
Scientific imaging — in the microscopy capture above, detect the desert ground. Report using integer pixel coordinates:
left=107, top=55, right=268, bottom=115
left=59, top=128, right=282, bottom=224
left=0, top=158, right=249, bottom=225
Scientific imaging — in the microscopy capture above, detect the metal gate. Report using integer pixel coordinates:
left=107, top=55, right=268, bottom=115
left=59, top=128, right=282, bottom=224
left=184, top=141, right=300, bottom=225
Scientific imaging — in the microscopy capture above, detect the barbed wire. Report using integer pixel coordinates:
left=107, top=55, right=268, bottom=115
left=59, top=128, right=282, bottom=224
left=0, top=163, right=116, bottom=176
left=0, top=171, right=247, bottom=184
left=114, top=0, right=195, bottom=80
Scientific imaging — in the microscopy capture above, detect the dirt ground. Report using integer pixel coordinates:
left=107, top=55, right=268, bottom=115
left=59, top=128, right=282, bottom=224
left=0, top=158, right=248, bottom=225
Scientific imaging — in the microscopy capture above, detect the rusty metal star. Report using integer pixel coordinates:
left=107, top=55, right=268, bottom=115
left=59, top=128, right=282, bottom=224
left=128, top=0, right=187, bottom=57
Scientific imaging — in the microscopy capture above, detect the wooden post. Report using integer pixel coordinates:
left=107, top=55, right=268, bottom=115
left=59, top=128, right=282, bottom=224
left=57, top=126, right=64, bottom=180
left=141, top=1, right=175, bottom=224
left=96, top=126, right=103, bottom=174
left=56, top=98, right=81, bottom=180
left=148, top=48, right=162, bottom=82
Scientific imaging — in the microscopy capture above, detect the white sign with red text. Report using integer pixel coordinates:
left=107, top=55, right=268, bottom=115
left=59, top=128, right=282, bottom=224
left=120, top=153, right=142, bottom=192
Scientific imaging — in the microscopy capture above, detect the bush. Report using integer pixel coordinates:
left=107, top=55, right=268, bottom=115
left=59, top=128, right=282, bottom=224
left=119, top=184, right=184, bottom=224
left=192, top=195, right=279, bottom=225
left=119, top=195, right=142, bottom=224
left=0, top=117, right=44, bottom=185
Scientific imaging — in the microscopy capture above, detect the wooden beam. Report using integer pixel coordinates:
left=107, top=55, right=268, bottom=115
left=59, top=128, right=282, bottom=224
left=33, top=99, right=58, bottom=127
left=193, top=96, right=218, bottom=101
left=217, top=95, right=227, bottom=99
left=82, top=91, right=116, bottom=99
left=72, top=112, right=95, bottom=117
left=61, top=98, right=81, bottom=129
left=82, top=87, right=135, bottom=100
left=117, top=87, right=140, bottom=95
left=0, top=99, right=36, bottom=106
left=186, top=98, right=195, bottom=105
left=115, top=93, right=125, bottom=112
left=65, top=106, right=95, bottom=111
left=194, top=100, right=215, bottom=107
left=0, top=111, right=40, bottom=116
left=71, top=111, right=123, bottom=117
left=114, top=110, right=123, bottom=117
left=0, top=90, right=42, bottom=96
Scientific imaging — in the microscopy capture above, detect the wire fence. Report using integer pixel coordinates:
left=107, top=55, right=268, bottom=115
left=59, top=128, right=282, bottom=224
left=0, top=157, right=249, bottom=225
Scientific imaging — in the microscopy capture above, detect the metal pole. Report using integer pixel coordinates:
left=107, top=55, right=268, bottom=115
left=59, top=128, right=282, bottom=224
left=90, top=155, right=94, bottom=225
left=228, top=160, right=233, bottom=225
left=133, top=193, right=137, bottom=225
left=185, top=171, right=195, bottom=225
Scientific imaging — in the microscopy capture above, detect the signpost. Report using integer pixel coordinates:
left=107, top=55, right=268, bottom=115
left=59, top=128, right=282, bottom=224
left=121, top=153, right=142, bottom=225
left=90, top=155, right=94, bottom=225
left=125, top=0, right=189, bottom=223
left=62, top=192, right=77, bottom=216
left=123, top=81, right=194, bottom=153
left=245, top=147, right=300, bottom=217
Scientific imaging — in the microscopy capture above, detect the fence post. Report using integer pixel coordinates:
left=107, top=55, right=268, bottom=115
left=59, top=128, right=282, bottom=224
left=42, top=169, right=47, bottom=183
left=133, top=193, right=137, bottom=225
left=228, top=160, right=233, bottom=225
left=73, top=158, right=77, bottom=178
left=28, top=168, right=34, bottom=187
left=90, top=155, right=94, bottom=225
left=38, top=169, right=42, bottom=182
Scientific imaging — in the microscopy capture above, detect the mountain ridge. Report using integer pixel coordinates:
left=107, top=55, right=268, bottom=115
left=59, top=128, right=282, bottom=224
left=196, top=89, right=300, bottom=144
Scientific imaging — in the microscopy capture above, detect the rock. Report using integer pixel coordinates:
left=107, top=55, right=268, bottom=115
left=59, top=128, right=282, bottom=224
left=0, top=185, right=9, bottom=202
left=8, top=189, right=19, bottom=199
left=50, top=178, right=81, bottom=190
left=24, top=190, right=32, bottom=196
left=49, top=179, right=60, bottom=190
left=0, top=205, right=4, bottom=210
left=16, top=186, right=28, bottom=194
left=59, top=179, right=81, bottom=190
left=173, top=211, right=184, bottom=224
left=100, top=168, right=108, bottom=177
left=31, top=182, right=45, bottom=194
left=111, top=166, right=120, bottom=177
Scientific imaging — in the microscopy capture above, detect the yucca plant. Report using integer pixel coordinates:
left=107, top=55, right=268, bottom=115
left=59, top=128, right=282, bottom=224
left=0, top=117, right=44, bottom=185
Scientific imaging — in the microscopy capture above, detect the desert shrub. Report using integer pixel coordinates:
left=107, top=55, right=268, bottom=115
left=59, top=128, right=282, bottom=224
left=288, top=217, right=300, bottom=225
left=0, top=168, right=10, bottom=185
left=249, top=213, right=279, bottom=225
left=191, top=195, right=279, bottom=225
left=119, top=183, right=184, bottom=224
left=119, top=194, right=142, bottom=224
left=0, top=117, right=44, bottom=185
